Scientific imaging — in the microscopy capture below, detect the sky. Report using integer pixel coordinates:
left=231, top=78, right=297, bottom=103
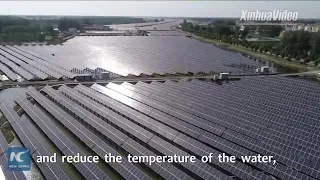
left=0, top=1, right=319, bottom=19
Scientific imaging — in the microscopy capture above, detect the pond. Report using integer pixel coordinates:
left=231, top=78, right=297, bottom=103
left=252, top=58, right=299, bottom=74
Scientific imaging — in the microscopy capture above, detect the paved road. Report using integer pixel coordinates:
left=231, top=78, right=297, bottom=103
left=0, top=71, right=317, bottom=89
left=1, top=75, right=214, bottom=88
left=279, top=70, right=320, bottom=77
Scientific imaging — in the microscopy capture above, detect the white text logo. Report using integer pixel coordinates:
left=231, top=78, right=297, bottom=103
left=240, top=10, right=298, bottom=21
left=9, top=149, right=29, bottom=162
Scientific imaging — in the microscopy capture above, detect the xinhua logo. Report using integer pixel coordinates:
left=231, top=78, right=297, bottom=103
left=7, top=147, right=31, bottom=171
left=240, top=10, right=298, bottom=21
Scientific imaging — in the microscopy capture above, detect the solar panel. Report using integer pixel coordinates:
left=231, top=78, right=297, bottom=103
left=1, top=46, right=75, bottom=79
left=0, top=62, right=19, bottom=81
left=0, top=55, right=34, bottom=80
left=0, top=102, right=69, bottom=180
left=0, top=72, right=317, bottom=180
left=0, top=46, right=50, bottom=79
left=90, top=84, right=153, bottom=114
left=25, top=86, right=151, bottom=180
left=132, top=81, right=318, bottom=175
left=113, top=82, right=226, bottom=136
left=131, top=78, right=320, bottom=179
left=75, top=84, right=135, bottom=117
left=42, top=86, right=131, bottom=145
left=15, top=96, right=111, bottom=180
left=98, top=83, right=260, bottom=179
left=57, top=85, right=154, bottom=143
left=61, top=85, right=179, bottom=141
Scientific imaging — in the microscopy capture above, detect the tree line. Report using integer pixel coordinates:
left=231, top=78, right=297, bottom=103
left=181, top=20, right=320, bottom=66
left=0, top=16, right=52, bottom=42
left=0, top=16, right=146, bottom=42
left=57, top=17, right=146, bottom=31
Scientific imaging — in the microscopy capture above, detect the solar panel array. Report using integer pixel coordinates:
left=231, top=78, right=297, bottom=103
left=0, top=103, right=69, bottom=180
left=18, top=36, right=260, bottom=76
left=15, top=97, right=110, bottom=180
left=0, top=45, right=77, bottom=81
left=0, top=76, right=317, bottom=180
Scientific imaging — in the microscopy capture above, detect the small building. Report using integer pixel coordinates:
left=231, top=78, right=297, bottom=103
left=256, top=66, right=270, bottom=74
left=304, top=26, right=312, bottom=32
left=310, top=25, right=320, bottom=32
left=45, top=36, right=53, bottom=41
left=219, top=73, right=229, bottom=80
left=68, top=28, right=77, bottom=33
left=53, top=28, right=60, bottom=33
left=75, top=74, right=94, bottom=81
left=81, top=24, right=104, bottom=31
left=100, top=72, right=110, bottom=80
left=297, top=25, right=304, bottom=31
left=261, top=66, right=270, bottom=73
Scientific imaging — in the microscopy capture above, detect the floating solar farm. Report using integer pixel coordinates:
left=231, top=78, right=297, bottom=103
left=0, top=76, right=319, bottom=180
left=0, top=19, right=318, bottom=180
left=18, top=36, right=261, bottom=76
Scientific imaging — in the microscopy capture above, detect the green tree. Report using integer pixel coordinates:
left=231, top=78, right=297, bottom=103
left=258, top=26, right=283, bottom=37
left=241, top=27, right=249, bottom=38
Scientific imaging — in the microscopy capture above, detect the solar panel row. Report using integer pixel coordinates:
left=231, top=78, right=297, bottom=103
left=5, top=45, right=66, bottom=79
left=8, top=46, right=75, bottom=78
left=74, top=84, right=247, bottom=180
left=131, top=81, right=312, bottom=172
left=169, top=79, right=319, bottom=130
left=0, top=76, right=317, bottom=180
left=149, top=80, right=319, bottom=158
left=0, top=46, right=49, bottom=80
left=118, top=78, right=319, bottom=180
left=48, top=85, right=211, bottom=180
left=59, top=85, right=206, bottom=179
left=108, top=83, right=318, bottom=179
left=91, top=83, right=275, bottom=179
left=172, top=80, right=316, bottom=173
left=113, top=82, right=226, bottom=136
left=42, top=86, right=130, bottom=145
left=60, top=85, right=179, bottom=141
left=0, top=102, right=69, bottom=180
left=178, top=79, right=320, bottom=162
left=0, top=45, right=77, bottom=80
left=15, top=96, right=110, bottom=180
left=0, top=55, right=34, bottom=80
left=70, top=85, right=212, bottom=179
left=0, top=62, right=20, bottom=81
left=26, top=86, right=150, bottom=180
left=40, top=83, right=222, bottom=179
